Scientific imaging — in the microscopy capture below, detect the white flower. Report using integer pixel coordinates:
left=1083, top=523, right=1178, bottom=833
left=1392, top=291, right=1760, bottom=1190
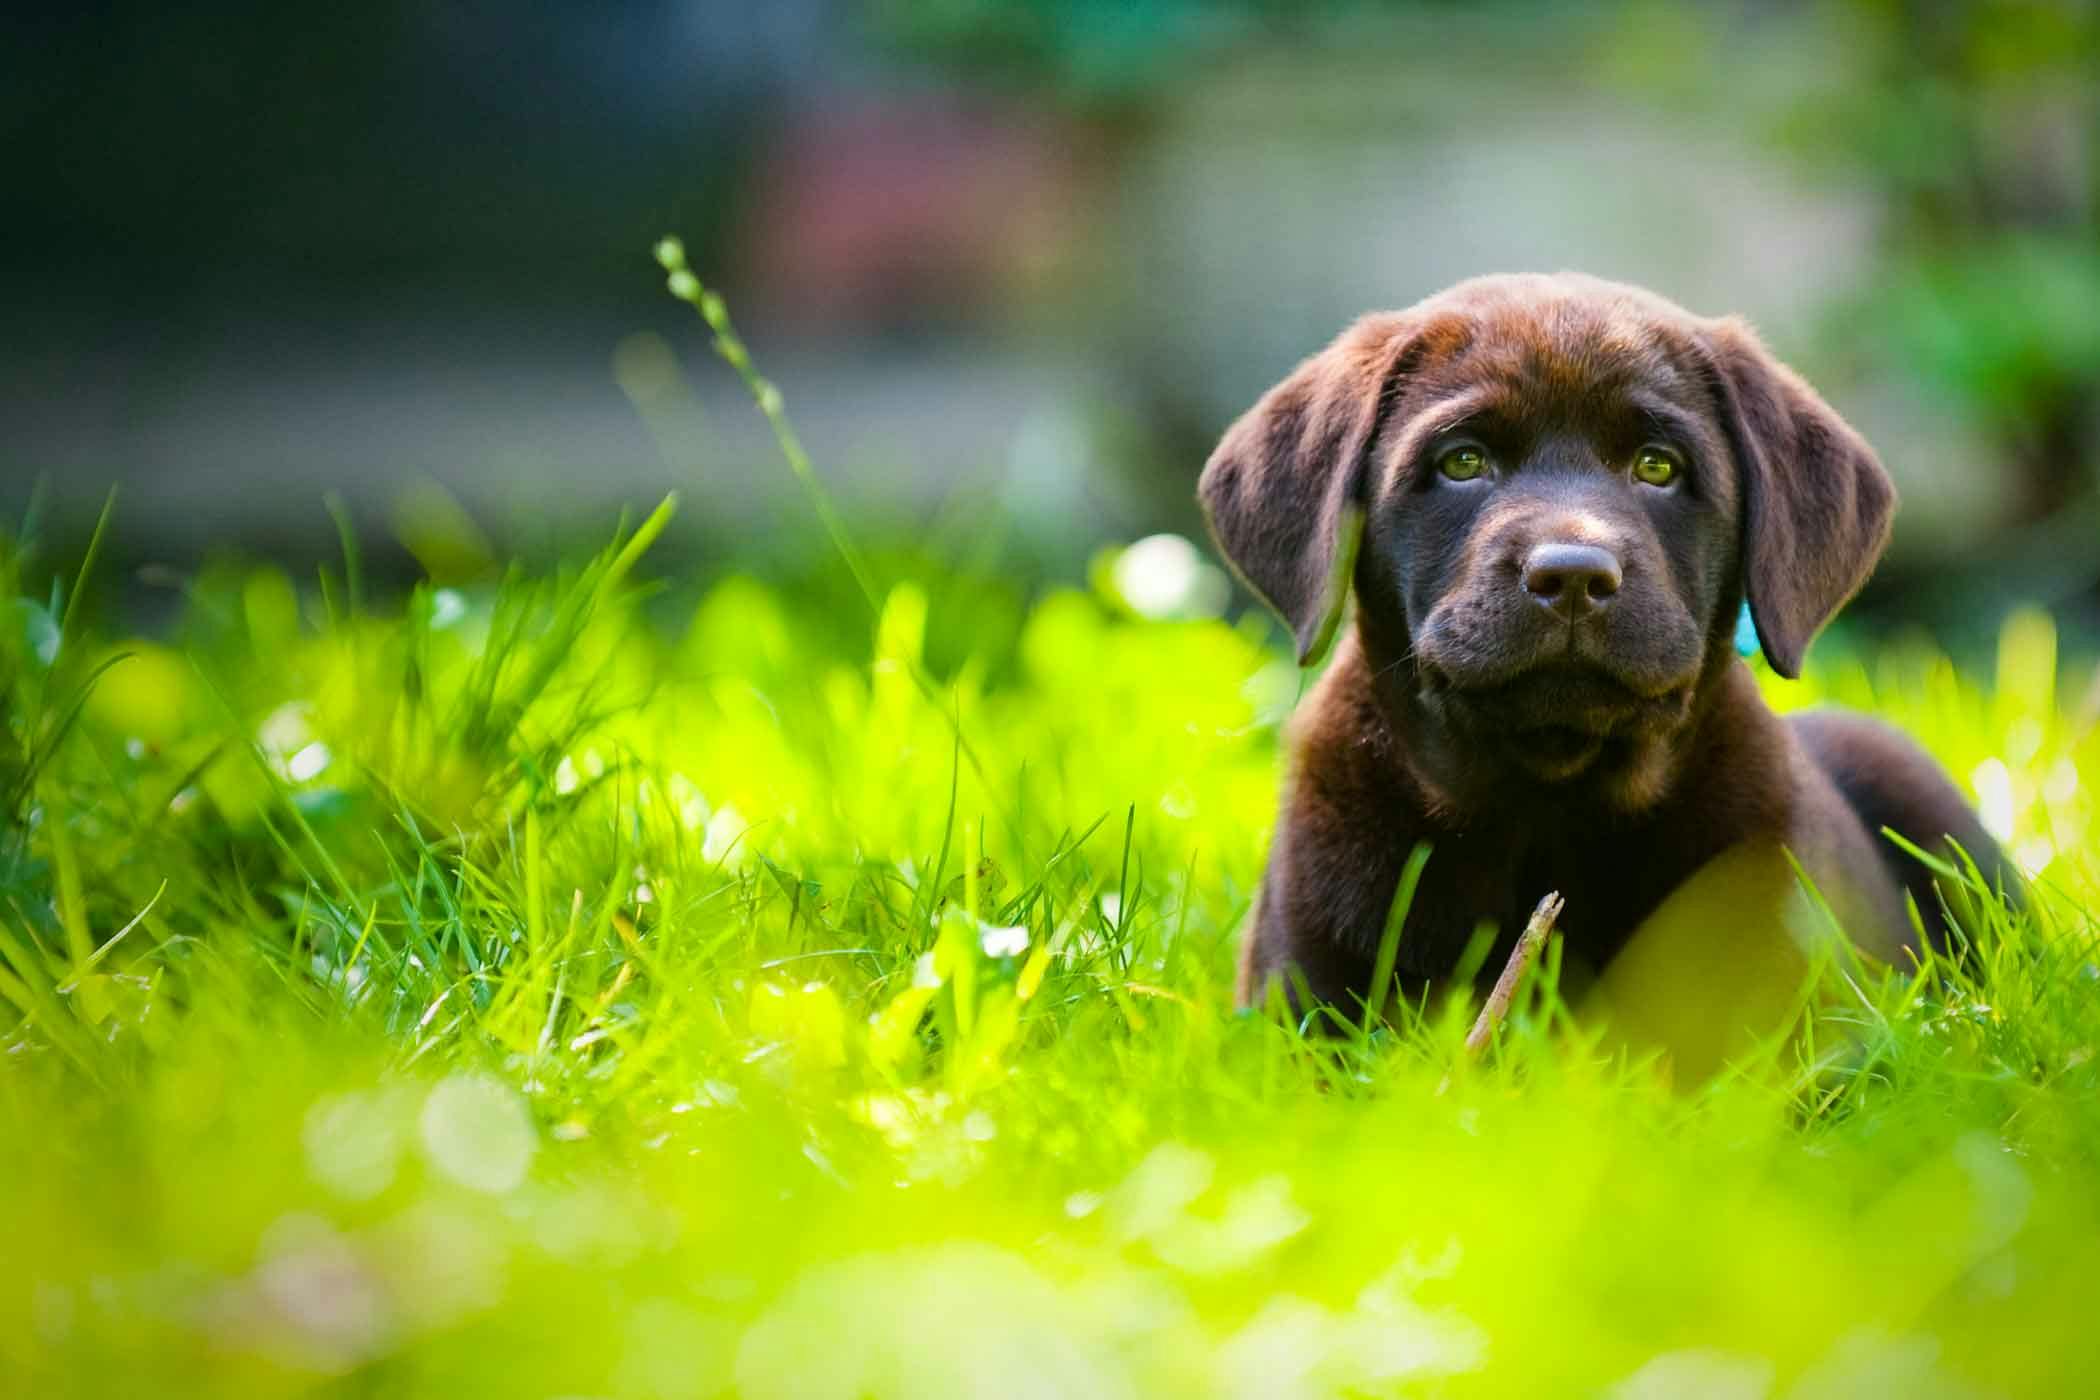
left=979, top=923, right=1029, bottom=959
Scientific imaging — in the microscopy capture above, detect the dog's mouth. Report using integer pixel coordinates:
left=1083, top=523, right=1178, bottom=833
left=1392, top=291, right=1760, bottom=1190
left=1508, top=721, right=1608, bottom=775
left=1430, top=664, right=1690, bottom=782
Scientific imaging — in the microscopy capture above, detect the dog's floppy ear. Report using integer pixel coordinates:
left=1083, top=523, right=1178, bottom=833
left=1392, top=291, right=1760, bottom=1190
left=1707, top=318, right=1896, bottom=680
left=1199, top=314, right=1416, bottom=667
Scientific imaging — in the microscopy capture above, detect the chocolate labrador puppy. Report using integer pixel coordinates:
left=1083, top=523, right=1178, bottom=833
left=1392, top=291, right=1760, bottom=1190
left=1203, top=274, right=2005, bottom=1061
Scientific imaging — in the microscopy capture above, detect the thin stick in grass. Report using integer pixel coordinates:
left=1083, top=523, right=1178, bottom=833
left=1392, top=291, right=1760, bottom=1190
left=1463, top=891, right=1564, bottom=1058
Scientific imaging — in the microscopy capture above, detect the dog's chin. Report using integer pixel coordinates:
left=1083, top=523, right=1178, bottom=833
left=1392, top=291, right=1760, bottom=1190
left=1500, top=721, right=1612, bottom=783
left=1426, top=661, right=1695, bottom=788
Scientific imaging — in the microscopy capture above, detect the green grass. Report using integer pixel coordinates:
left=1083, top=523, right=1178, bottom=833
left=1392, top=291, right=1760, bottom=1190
left=4, top=296, right=2099, bottom=1396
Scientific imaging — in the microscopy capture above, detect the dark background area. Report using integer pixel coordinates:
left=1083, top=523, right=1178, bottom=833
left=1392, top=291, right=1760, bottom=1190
left=5, top=0, right=2097, bottom=642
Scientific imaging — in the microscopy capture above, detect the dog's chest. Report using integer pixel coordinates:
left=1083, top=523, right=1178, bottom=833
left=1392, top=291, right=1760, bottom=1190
left=1415, top=819, right=1716, bottom=983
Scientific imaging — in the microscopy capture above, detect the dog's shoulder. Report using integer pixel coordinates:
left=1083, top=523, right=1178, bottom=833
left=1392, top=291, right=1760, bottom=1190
left=1240, top=638, right=1464, bottom=1007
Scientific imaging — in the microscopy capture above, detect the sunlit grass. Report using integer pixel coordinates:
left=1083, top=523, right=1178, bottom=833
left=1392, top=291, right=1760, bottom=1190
left=0, top=491, right=2094, bottom=1397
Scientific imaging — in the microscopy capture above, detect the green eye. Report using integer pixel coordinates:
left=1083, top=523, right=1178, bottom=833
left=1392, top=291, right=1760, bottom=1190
left=1438, top=446, right=1488, bottom=482
left=1632, top=447, right=1681, bottom=487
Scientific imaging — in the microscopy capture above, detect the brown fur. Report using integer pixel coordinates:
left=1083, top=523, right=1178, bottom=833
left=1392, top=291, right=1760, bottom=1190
left=1201, top=274, right=2006, bottom=1059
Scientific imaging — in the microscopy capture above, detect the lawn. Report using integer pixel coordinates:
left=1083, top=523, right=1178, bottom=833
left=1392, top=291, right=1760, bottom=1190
left=4, top=298, right=2098, bottom=1397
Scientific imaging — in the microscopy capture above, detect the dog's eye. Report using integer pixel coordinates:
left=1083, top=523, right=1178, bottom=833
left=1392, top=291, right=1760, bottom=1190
left=1632, top=447, right=1682, bottom=487
left=1437, top=446, right=1488, bottom=482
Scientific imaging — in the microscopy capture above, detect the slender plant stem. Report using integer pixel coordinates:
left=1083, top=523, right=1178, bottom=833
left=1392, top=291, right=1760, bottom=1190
left=655, top=239, right=881, bottom=615
left=654, top=238, right=1019, bottom=847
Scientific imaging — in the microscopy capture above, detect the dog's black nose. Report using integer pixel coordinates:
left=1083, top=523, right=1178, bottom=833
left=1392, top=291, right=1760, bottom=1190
left=1521, top=542, right=1622, bottom=619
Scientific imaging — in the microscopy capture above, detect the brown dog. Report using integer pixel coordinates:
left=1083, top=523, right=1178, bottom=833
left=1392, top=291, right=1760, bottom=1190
left=1202, top=274, right=2006, bottom=1063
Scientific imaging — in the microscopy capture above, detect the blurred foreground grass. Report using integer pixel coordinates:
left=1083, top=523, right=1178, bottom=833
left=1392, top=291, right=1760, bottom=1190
left=1, top=488, right=2098, bottom=1399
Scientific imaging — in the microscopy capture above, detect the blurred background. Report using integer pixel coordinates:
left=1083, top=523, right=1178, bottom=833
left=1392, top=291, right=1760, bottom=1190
left=5, top=0, right=2098, bottom=642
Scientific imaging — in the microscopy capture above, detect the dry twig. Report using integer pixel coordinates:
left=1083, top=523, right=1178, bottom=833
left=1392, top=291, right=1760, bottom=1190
left=1462, top=891, right=1565, bottom=1058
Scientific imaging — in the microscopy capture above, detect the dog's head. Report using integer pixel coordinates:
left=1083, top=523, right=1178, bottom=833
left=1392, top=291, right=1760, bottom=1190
left=1200, top=273, right=1895, bottom=808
